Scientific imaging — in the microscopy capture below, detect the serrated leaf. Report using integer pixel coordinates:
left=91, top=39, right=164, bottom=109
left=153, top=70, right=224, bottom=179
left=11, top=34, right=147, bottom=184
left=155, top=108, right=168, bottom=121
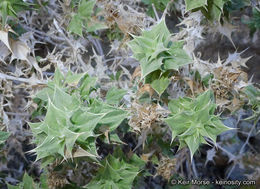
left=53, top=68, right=64, bottom=87
left=68, top=14, right=83, bottom=36
left=65, top=71, right=85, bottom=86
left=165, top=90, right=231, bottom=160
left=86, top=155, right=141, bottom=189
left=78, top=0, right=96, bottom=18
left=184, top=134, right=200, bottom=160
left=106, top=87, right=127, bottom=105
left=128, top=19, right=191, bottom=81
left=185, top=0, right=207, bottom=12
left=164, top=43, right=192, bottom=70
left=86, top=20, right=108, bottom=32
left=243, top=85, right=260, bottom=107
left=7, top=172, right=39, bottom=189
left=151, top=77, right=170, bottom=95
left=99, top=109, right=128, bottom=131
left=140, top=57, right=163, bottom=79
left=79, top=75, right=97, bottom=97
left=0, top=131, right=9, bottom=145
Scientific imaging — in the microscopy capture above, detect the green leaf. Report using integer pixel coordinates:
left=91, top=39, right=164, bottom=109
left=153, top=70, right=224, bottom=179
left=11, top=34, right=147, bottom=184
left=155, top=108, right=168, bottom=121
left=86, top=155, right=141, bottom=189
left=7, top=172, right=39, bottom=189
left=184, top=134, right=200, bottom=160
left=128, top=19, right=191, bottom=81
left=68, top=14, right=83, bottom=36
left=185, top=0, right=207, bottom=12
left=78, top=0, right=96, bottom=18
left=140, top=58, right=163, bottom=79
left=79, top=75, right=97, bottom=98
left=65, top=71, right=85, bottom=86
left=151, top=76, right=170, bottom=95
left=30, top=70, right=129, bottom=165
left=243, top=85, right=260, bottom=107
left=106, top=87, right=127, bottom=105
left=165, top=90, right=232, bottom=160
left=0, top=131, right=10, bottom=145
left=99, top=109, right=128, bottom=131
left=85, top=20, right=108, bottom=32
left=0, top=0, right=30, bottom=26
left=164, top=42, right=192, bottom=70
left=53, top=68, right=65, bottom=87
left=184, top=0, right=229, bottom=21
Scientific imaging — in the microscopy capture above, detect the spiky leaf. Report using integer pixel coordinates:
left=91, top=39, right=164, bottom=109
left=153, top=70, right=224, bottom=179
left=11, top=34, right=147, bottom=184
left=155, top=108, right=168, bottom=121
left=165, top=90, right=232, bottom=160
left=106, top=87, right=127, bottom=105
left=128, top=18, right=191, bottom=81
left=86, top=155, right=143, bottom=189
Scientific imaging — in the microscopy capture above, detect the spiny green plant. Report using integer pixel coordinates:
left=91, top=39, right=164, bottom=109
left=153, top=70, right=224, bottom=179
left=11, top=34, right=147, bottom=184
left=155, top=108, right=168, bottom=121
left=29, top=69, right=127, bottom=165
left=7, top=172, right=48, bottom=189
left=185, top=0, right=230, bottom=21
left=164, top=90, right=232, bottom=159
left=0, top=0, right=30, bottom=27
left=68, top=0, right=107, bottom=36
left=86, top=153, right=145, bottom=189
left=128, top=18, right=191, bottom=95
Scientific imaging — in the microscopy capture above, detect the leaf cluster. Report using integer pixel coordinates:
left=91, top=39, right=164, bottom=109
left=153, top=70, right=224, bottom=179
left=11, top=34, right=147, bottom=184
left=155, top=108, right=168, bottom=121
left=185, top=0, right=230, bottom=21
left=87, top=153, right=145, bottom=189
left=246, top=8, right=260, bottom=35
left=68, top=0, right=107, bottom=36
left=7, top=172, right=48, bottom=189
left=128, top=18, right=191, bottom=95
left=0, top=0, right=30, bottom=27
left=29, top=69, right=127, bottom=165
left=165, top=90, right=231, bottom=159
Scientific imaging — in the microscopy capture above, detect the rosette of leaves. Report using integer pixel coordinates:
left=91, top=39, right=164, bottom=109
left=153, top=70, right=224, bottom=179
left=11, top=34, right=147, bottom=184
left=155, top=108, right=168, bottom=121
left=29, top=69, right=127, bottom=166
left=185, top=0, right=230, bottom=21
left=68, top=0, right=107, bottom=36
left=86, top=154, right=145, bottom=189
left=128, top=18, right=191, bottom=95
left=164, top=90, right=231, bottom=159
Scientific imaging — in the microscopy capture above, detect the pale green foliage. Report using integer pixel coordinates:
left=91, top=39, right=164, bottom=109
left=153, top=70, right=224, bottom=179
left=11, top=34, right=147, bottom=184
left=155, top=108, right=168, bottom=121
left=0, top=0, right=30, bottom=26
left=30, top=69, right=127, bottom=164
left=185, top=0, right=230, bottom=21
left=243, top=85, right=260, bottom=121
left=165, top=90, right=231, bottom=159
left=7, top=172, right=48, bottom=189
left=151, top=76, right=170, bottom=96
left=86, top=154, right=144, bottom=189
left=185, top=0, right=207, bottom=12
left=68, top=0, right=107, bottom=36
left=106, top=87, right=127, bottom=105
left=0, top=131, right=9, bottom=146
left=128, top=18, right=191, bottom=94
